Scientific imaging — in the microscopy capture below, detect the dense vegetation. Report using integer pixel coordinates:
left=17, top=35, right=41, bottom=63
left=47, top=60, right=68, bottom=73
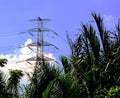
left=0, top=13, right=120, bottom=98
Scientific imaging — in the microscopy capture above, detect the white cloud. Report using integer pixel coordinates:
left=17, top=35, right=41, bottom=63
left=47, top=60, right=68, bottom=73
left=0, top=38, right=56, bottom=82
left=45, top=53, right=55, bottom=60
left=103, top=15, right=117, bottom=29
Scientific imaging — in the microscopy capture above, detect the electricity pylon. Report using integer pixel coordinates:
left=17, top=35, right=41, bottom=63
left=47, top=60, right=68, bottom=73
left=17, top=17, right=58, bottom=95
left=27, top=17, right=57, bottom=67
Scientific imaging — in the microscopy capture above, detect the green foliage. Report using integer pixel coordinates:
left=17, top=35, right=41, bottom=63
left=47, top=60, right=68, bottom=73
left=0, top=71, right=5, bottom=98
left=97, top=86, right=120, bottom=98
left=43, top=74, right=86, bottom=98
left=26, top=62, right=61, bottom=98
left=60, top=56, right=72, bottom=74
left=6, top=69, right=23, bottom=98
left=57, top=74, right=85, bottom=98
left=66, top=12, right=120, bottom=98
left=0, top=58, right=7, bottom=67
left=106, top=86, right=120, bottom=98
left=42, top=78, right=57, bottom=98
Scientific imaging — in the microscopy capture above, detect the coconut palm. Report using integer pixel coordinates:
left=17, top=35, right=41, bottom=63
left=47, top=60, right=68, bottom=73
left=92, top=13, right=120, bottom=89
left=43, top=73, right=84, bottom=98
left=0, top=58, right=13, bottom=98
left=64, top=13, right=120, bottom=98
left=24, top=62, right=61, bottom=98
left=6, top=69, right=23, bottom=98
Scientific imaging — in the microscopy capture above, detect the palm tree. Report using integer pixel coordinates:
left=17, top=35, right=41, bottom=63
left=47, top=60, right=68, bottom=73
left=92, top=13, right=120, bottom=89
left=65, top=13, right=120, bottom=98
left=6, top=69, right=23, bottom=98
left=24, top=62, right=61, bottom=98
left=43, top=73, right=84, bottom=98
left=0, top=58, right=10, bottom=98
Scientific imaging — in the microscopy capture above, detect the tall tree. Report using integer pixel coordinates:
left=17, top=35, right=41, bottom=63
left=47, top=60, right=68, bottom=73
left=6, top=69, right=23, bottom=98
left=65, top=13, right=120, bottom=98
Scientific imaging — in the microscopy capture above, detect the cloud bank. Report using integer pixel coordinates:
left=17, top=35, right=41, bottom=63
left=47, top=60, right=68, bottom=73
left=0, top=38, right=55, bottom=81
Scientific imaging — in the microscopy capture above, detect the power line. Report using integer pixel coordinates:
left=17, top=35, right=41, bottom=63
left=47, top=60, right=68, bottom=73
left=0, top=32, right=18, bottom=37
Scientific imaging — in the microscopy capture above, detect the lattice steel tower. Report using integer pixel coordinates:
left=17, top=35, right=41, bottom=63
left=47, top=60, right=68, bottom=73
left=28, top=17, right=57, bottom=66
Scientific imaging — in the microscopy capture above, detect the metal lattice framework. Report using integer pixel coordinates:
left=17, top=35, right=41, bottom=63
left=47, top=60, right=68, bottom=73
left=17, top=16, right=58, bottom=68
left=28, top=17, right=57, bottom=66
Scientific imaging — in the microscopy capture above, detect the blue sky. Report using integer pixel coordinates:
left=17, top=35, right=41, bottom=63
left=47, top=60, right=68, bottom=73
left=0, top=0, right=120, bottom=57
